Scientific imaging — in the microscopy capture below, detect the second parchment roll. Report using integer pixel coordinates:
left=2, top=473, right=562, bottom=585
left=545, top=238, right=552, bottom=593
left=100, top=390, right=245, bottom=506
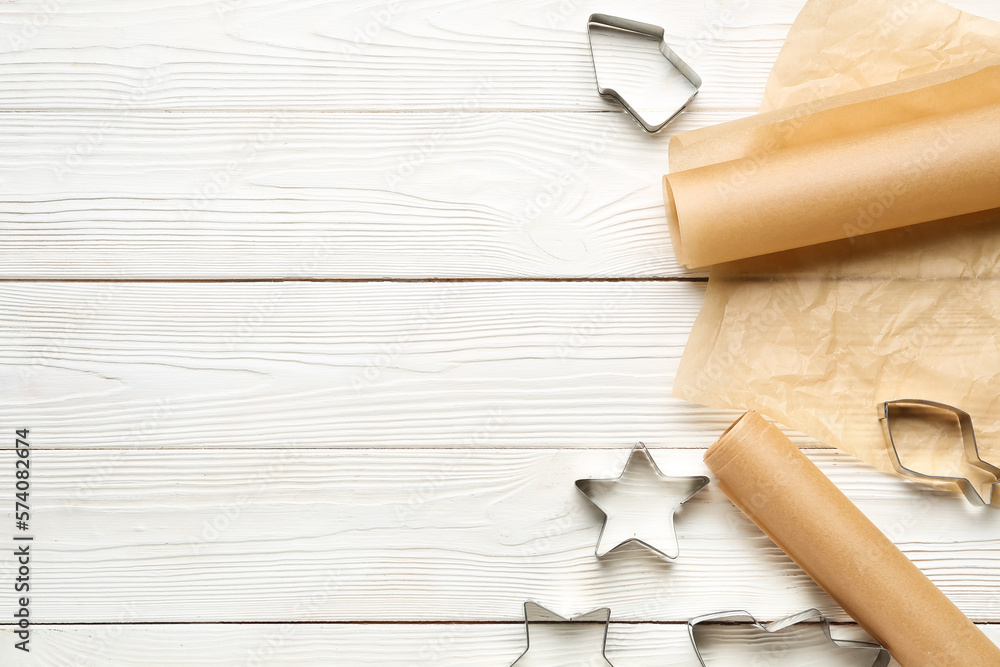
left=705, top=411, right=1000, bottom=666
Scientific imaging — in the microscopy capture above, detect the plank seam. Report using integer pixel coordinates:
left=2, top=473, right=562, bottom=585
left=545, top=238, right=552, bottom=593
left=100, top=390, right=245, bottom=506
left=0, top=277, right=707, bottom=283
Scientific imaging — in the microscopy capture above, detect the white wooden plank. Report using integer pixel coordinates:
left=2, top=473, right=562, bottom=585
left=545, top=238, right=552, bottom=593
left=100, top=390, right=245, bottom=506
left=5, top=1, right=997, bottom=279
left=0, top=111, right=703, bottom=279
left=3, top=622, right=975, bottom=666
left=1, top=447, right=998, bottom=623
left=0, top=0, right=994, bottom=113
left=0, top=0, right=990, bottom=112
left=3, top=0, right=999, bottom=652
left=2, top=281, right=774, bottom=450
left=0, top=0, right=809, bottom=111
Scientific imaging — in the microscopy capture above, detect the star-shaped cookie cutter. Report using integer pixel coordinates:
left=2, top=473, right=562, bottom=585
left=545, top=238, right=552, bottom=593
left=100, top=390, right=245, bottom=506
left=510, top=601, right=613, bottom=667
left=688, top=609, right=890, bottom=666
left=879, top=399, right=1000, bottom=507
left=575, top=443, right=709, bottom=558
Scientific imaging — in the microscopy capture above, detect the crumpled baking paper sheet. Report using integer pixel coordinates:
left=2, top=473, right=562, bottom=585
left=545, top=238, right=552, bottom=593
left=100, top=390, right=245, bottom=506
left=673, top=0, right=1000, bottom=487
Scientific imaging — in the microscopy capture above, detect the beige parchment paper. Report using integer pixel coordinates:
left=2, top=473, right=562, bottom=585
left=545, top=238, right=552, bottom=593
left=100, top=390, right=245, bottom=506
left=664, top=61, right=1000, bottom=268
left=706, top=411, right=1000, bottom=666
left=673, top=0, right=1000, bottom=487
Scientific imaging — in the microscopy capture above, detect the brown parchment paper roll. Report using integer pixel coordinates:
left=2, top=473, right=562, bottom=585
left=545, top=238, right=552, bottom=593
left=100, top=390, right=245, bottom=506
left=706, top=411, right=1000, bottom=667
left=673, top=0, right=1000, bottom=491
left=663, top=61, right=1000, bottom=269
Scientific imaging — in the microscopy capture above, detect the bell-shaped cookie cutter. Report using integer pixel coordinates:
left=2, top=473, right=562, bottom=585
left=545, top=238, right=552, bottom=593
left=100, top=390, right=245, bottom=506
left=688, top=608, right=890, bottom=666
left=586, top=13, right=702, bottom=133
left=879, top=399, right=1000, bottom=507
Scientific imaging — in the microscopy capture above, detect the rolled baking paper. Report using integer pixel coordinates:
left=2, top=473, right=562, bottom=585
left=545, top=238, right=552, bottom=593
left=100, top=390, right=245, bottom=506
left=663, top=61, right=1000, bottom=269
left=705, top=411, right=1000, bottom=667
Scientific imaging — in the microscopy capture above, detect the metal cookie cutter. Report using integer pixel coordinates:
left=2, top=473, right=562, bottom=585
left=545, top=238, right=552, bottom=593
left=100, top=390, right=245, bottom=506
left=586, top=14, right=702, bottom=133
left=688, top=609, right=890, bottom=666
left=575, top=443, right=709, bottom=559
left=510, top=601, right=613, bottom=666
left=879, top=399, right=1000, bottom=507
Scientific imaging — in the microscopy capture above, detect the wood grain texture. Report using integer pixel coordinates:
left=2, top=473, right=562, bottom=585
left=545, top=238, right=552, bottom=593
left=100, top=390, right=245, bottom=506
left=2, top=281, right=781, bottom=450
left=0, top=111, right=700, bottom=279
left=0, top=0, right=992, bottom=112
left=4, top=0, right=1000, bottom=662
left=0, top=447, right=997, bottom=624
left=0, top=0, right=805, bottom=111
left=3, top=622, right=986, bottom=666
left=3, top=0, right=997, bottom=280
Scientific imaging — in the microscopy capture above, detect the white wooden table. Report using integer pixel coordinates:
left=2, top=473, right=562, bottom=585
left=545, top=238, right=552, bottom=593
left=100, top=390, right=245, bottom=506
left=2, top=0, right=999, bottom=664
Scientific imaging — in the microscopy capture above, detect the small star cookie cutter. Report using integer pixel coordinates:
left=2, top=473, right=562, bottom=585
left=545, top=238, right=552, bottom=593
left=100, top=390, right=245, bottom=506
left=586, top=13, right=702, bottom=133
left=688, top=608, right=890, bottom=666
left=575, top=443, right=709, bottom=558
left=510, top=601, right=613, bottom=666
left=879, top=399, right=1000, bottom=507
